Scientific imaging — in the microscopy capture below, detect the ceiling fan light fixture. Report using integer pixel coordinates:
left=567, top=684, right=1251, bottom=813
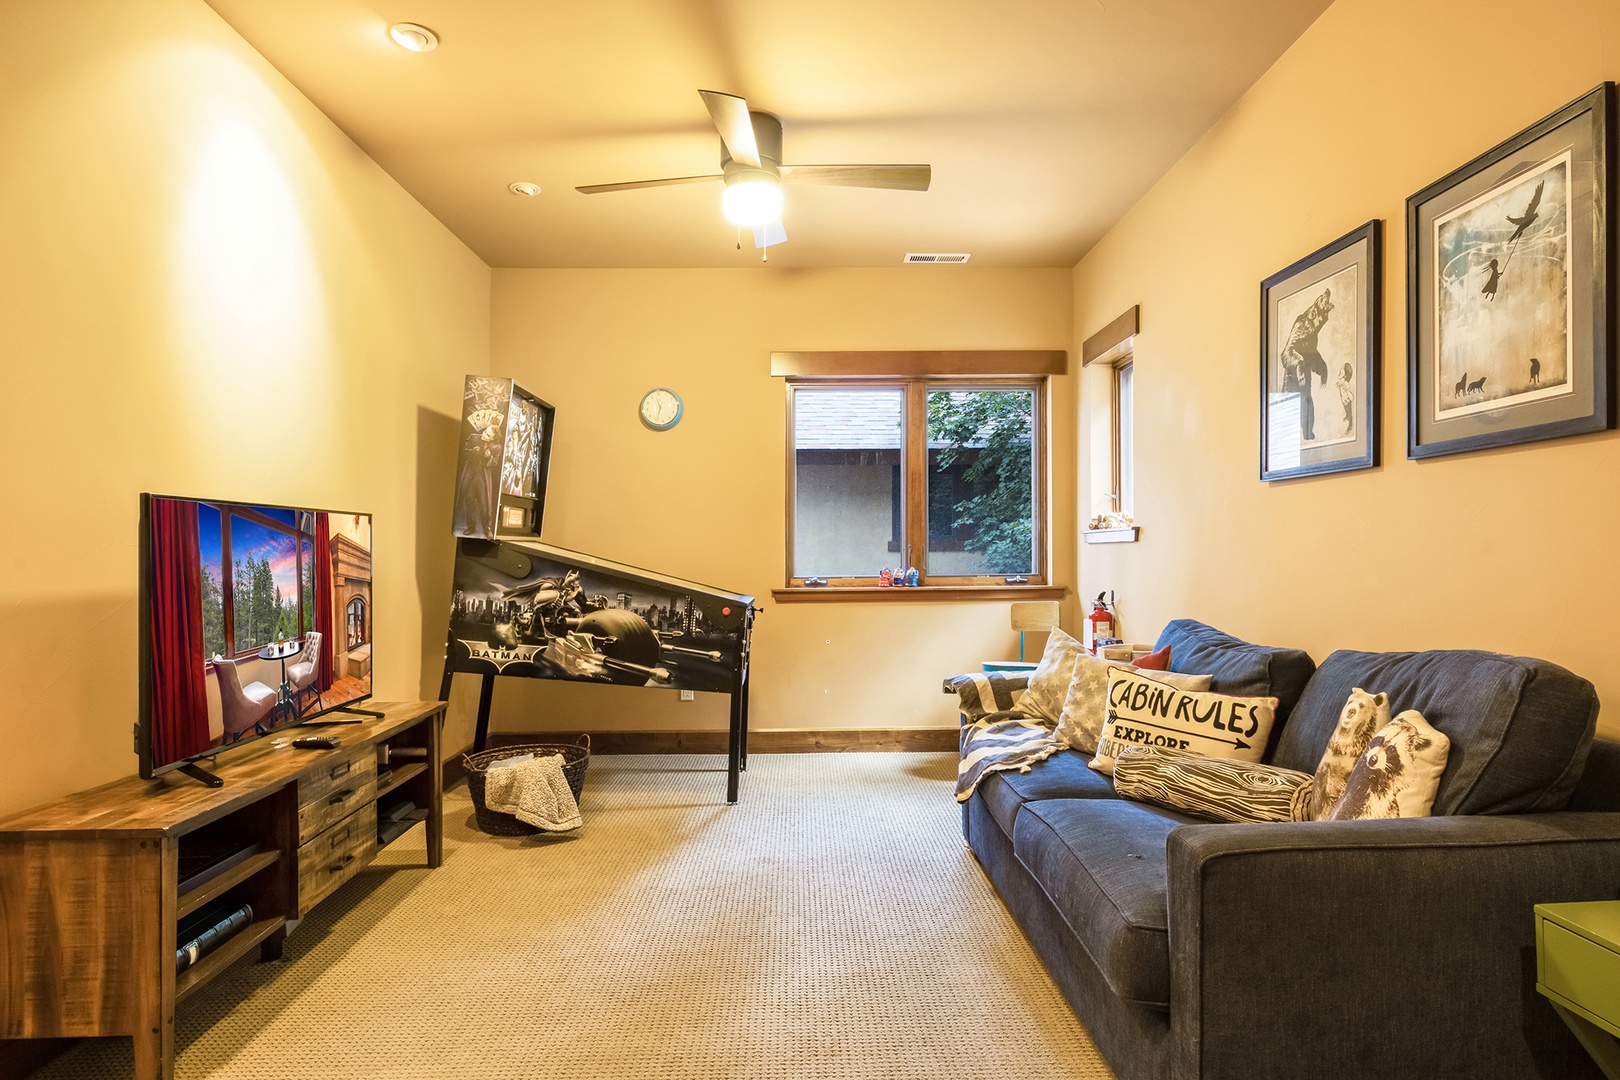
left=389, top=23, right=438, bottom=52
left=721, top=178, right=782, bottom=227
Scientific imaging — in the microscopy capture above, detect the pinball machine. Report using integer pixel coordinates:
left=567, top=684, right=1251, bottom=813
left=438, top=375, right=758, bottom=802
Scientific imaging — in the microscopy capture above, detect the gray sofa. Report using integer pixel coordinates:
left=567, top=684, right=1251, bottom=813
left=961, top=619, right=1620, bottom=1080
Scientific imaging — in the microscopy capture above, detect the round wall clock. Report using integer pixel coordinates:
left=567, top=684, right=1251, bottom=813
left=639, top=387, right=683, bottom=431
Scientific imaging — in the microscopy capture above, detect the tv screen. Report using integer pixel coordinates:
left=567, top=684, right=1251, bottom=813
left=139, top=494, right=375, bottom=778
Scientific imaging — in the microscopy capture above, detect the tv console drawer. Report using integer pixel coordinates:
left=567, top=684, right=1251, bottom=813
left=297, top=754, right=378, bottom=844
left=298, top=747, right=377, bottom=808
left=297, top=802, right=378, bottom=914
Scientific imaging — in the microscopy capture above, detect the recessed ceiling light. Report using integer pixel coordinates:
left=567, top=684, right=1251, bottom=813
left=389, top=23, right=438, bottom=52
left=508, top=182, right=542, bottom=197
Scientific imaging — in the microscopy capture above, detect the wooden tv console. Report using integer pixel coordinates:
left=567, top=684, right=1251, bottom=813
left=0, top=700, right=444, bottom=1080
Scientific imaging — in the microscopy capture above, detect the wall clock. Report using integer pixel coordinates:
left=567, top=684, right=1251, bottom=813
left=639, top=387, right=683, bottom=431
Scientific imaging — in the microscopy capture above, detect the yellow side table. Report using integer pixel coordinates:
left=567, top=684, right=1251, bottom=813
left=1536, top=901, right=1620, bottom=1079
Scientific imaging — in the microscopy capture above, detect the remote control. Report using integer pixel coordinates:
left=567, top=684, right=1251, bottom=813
left=291, top=736, right=341, bottom=750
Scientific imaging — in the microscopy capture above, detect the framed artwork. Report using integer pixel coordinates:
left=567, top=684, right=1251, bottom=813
left=1407, top=83, right=1614, bottom=459
left=1260, top=220, right=1382, bottom=481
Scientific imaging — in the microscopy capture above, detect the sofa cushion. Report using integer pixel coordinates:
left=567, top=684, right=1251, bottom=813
left=1271, top=649, right=1599, bottom=815
left=1012, top=797, right=1201, bottom=1008
left=1153, top=619, right=1316, bottom=728
left=979, top=749, right=1117, bottom=836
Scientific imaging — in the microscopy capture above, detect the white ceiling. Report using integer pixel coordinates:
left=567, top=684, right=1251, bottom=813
left=206, top=0, right=1331, bottom=269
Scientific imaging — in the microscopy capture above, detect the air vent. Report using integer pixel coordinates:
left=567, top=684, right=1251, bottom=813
left=903, top=252, right=971, bottom=264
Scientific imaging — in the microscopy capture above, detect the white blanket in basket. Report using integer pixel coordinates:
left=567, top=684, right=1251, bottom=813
left=484, top=754, right=582, bottom=832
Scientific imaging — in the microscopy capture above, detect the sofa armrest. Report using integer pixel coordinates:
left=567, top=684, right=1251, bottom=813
left=1165, top=813, right=1620, bottom=1080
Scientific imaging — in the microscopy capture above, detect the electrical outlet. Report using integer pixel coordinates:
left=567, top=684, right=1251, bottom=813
left=680, top=689, right=695, bottom=701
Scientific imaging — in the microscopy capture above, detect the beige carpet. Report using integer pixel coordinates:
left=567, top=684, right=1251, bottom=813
left=35, top=754, right=1114, bottom=1079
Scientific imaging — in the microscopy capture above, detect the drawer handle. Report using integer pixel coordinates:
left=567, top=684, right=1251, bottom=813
left=328, top=854, right=357, bottom=874
left=328, top=760, right=352, bottom=781
left=328, top=788, right=355, bottom=805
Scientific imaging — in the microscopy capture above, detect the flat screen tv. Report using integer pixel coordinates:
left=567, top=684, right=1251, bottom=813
left=138, top=494, right=377, bottom=784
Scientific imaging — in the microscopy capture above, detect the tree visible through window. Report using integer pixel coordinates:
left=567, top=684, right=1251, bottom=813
left=927, top=388, right=1035, bottom=576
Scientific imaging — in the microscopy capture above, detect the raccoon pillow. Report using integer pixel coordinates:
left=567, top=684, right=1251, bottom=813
left=1055, top=652, right=1212, bottom=755
left=1309, top=687, right=1391, bottom=820
left=1324, top=711, right=1451, bottom=820
left=1090, top=668, right=1278, bottom=776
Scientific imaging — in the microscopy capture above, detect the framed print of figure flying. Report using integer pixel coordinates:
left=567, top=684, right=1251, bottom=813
left=1407, top=83, right=1614, bottom=459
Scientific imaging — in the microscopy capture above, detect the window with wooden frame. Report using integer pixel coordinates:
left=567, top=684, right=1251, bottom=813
left=197, top=502, right=317, bottom=660
left=1111, top=359, right=1134, bottom=516
left=772, top=351, right=1065, bottom=598
left=1082, top=306, right=1140, bottom=543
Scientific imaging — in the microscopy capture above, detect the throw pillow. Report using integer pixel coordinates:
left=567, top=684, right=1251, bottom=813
left=1308, top=687, right=1391, bottom=819
left=1113, top=746, right=1315, bottom=823
left=1015, top=626, right=1088, bottom=723
left=1089, top=667, right=1279, bottom=775
left=1324, top=711, right=1451, bottom=820
left=1054, top=653, right=1212, bottom=755
left=1132, top=644, right=1172, bottom=671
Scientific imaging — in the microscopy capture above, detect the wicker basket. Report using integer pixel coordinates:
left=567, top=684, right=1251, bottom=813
left=463, top=737, right=590, bottom=836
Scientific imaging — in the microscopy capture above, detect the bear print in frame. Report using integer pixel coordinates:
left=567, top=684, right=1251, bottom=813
left=1260, top=219, right=1382, bottom=481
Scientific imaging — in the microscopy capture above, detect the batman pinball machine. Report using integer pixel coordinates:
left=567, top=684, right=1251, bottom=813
left=438, top=375, right=758, bottom=803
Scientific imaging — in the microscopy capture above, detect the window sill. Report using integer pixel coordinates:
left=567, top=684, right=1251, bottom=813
left=1083, top=527, right=1139, bottom=544
left=771, top=585, right=1067, bottom=603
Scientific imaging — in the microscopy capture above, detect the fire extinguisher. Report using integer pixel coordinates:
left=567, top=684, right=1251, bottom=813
left=1085, top=591, right=1116, bottom=655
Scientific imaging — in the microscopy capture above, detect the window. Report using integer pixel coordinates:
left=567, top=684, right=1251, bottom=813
left=1113, top=361, right=1134, bottom=515
left=197, top=503, right=316, bottom=659
left=347, top=596, right=368, bottom=650
left=786, top=377, right=1047, bottom=587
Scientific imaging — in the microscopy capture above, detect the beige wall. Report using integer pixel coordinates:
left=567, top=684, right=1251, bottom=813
left=1073, top=0, right=1620, bottom=737
left=0, top=1, right=490, bottom=816
left=487, top=269, right=1074, bottom=739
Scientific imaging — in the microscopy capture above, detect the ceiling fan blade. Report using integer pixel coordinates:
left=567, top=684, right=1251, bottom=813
left=698, top=90, right=761, bottom=168
left=575, top=174, right=723, bottom=195
left=752, top=219, right=788, bottom=249
left=779, top=164, right=931, bottom=191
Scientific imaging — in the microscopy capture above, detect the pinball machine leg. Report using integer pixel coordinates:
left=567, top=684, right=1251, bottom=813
left=437, top=630, right=457, bottom=702
left=726, top=668, right=744, bottom=804
left=473, top=673, right=496, bottom=753
left=738, top=667, right=751, bottom=771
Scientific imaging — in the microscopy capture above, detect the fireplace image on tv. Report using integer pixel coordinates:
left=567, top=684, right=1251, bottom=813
left=139, top=495, right=376, bottom=780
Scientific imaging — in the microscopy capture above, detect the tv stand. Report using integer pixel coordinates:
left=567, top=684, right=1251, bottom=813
left=0, top=701, right=444, bottom=1080
left=174, top=762, right=224, bottom=788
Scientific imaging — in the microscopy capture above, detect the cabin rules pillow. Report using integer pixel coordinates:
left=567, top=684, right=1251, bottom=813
left=1090, top=668, right=1279, bottom=775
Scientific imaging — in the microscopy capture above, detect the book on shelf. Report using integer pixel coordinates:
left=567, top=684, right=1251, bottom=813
left=175, top=901, right=254, bottom=974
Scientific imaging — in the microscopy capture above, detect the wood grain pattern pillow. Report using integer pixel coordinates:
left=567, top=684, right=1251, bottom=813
left=1113, top=746, right=1315, bottom=823
left=1055, top=653, right=1211, bottom=754
left=1089, top=668, right=1278, bottom=775
left=1309, top=687, right=1391, bottom=819
left=1324, top=711, right=1451, bottom=820
left=1014, top=626, right=1088, bottom=723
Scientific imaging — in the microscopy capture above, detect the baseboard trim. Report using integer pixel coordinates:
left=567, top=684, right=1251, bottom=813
left=484, top=728, right=957, bottom=754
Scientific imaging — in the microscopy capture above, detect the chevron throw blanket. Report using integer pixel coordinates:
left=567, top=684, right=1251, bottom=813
left=945, top=672, right=1062, bottom=803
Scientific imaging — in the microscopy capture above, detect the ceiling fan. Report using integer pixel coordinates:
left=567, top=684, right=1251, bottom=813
left=576, top=90, right=931, bottom=250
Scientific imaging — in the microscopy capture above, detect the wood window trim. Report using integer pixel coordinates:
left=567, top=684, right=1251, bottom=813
left=782, top=373, right=1052, bottom=595
left=1082, top=306, right=1139, bottom=367
left=771, top=350, right=1067, bottom=378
